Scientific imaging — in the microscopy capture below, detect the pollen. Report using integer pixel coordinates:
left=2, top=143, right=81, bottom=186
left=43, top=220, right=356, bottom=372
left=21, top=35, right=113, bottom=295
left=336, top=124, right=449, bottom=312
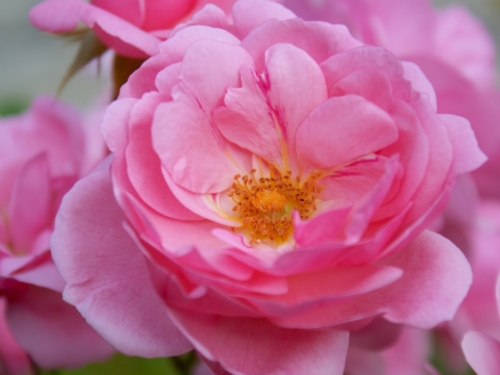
left=228, top=165, right=324, bottom=246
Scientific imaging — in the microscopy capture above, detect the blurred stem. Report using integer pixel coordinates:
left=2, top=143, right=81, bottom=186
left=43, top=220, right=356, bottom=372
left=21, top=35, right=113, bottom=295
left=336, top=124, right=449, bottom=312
left=170, top=351, right=197, bottom=375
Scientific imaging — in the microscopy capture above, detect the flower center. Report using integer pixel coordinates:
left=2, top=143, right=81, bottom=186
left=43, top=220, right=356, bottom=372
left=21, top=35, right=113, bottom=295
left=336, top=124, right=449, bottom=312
left=228, top=165, right=323, bottom=245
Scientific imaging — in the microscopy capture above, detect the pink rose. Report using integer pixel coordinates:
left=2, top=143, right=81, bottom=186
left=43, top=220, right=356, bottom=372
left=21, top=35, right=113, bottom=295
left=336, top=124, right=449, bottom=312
left=29, top=0, right=235, bottom=58
left=0, top=97, right=112, bottom=369
left=52, top=2, right=485, bottom=373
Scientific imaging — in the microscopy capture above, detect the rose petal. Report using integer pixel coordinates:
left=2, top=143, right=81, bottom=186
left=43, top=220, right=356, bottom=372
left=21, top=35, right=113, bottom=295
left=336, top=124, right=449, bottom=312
left=296, top=95, right=398, bottom=171
left=167, top=308, right=349, bottom=375
left=51, top=161, right=192, bottom=357
left=6, top=286, right=113, bottom=369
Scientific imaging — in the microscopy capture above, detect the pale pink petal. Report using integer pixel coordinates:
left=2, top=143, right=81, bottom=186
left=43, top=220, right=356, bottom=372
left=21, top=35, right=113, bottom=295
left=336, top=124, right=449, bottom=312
left=155, top=63, right=182, bottom=96
left=101, top=98, right=137, bottom=153
left=264, top=43, right=328, bottom=157
left=296, top=95, right=398, bottom=171
left=329, top=67, right=393, bottom=110
left=167, top=308, right=349, bottom=375
left=214, top=65, right=282, bottom=163
left=402, top=61, right=437, bottom=110
left=216, top=43, right=328, bottom=165
left=232, top=0, right=296, bottom=38
left=439, top=114, right=487, bottom=175
left=125, top=92, right=201, bottom=220
left=51, top=163, right=192, bottom=357
left=372, top=100, right=429, bottom=221
left=178, top=40, right=254, bottom=113
left=398, top=98, right=454, bottom=225
left=320, top=46, right=411, bottom=102
left=183, top=4, right=230, bottom=31
left=241, top=19, right=361, bottom=71
left=462, top=331, right=500, bottom=375
left=342, top=156, right=400, bottom=243
left=6, top=286, right=113, bottom=369
left=152, top=98, right=244, bottom=194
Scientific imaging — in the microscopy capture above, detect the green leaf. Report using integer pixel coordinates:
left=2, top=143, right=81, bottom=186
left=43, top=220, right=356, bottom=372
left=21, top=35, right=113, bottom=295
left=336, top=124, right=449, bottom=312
left=40, top=354, right=184, bottom=375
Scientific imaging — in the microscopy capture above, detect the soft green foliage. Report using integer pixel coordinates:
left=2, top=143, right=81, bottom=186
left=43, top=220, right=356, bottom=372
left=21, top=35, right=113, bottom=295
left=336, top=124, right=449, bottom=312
left=0, top=96, right=29, bottom=116
left=40, top=354, right=184, bottom=375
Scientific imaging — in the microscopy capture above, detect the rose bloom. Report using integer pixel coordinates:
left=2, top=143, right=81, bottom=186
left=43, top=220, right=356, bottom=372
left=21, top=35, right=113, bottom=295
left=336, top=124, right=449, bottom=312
left=29, top=0, right=235, bottom=59
left=0, top=97, right=112, bottom=369
left=52, top=1, right=486, bottom=373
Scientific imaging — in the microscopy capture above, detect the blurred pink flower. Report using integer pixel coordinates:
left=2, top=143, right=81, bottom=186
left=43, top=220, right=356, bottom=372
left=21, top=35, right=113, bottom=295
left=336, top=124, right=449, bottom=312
left=29, top=0, right=235, bottom=58
left=462, top=330, right=500, bottom=375
left=0, top=97, right=112, bottom=369
left=450, top=200, right=500, bottom=374
left=52, top=1, right=485, bottom=373
left=0, top=298, right=33, bottom=375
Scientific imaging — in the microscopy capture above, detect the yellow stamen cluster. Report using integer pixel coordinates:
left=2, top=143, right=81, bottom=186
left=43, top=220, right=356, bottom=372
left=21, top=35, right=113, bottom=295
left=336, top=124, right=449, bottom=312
left=228, top=166, right=324, bottom=245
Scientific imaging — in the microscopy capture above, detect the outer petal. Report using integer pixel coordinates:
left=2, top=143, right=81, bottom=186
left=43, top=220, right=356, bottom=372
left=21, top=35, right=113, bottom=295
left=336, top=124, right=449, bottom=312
left=6, top=286, right=113, bottom=369
left=369, top=230, right=472, bottom=328
left=271, top=231, right=471, bottom=329
left=167, top=308, right=349, bottom=375
left=51, top=161, right=192, bottom=357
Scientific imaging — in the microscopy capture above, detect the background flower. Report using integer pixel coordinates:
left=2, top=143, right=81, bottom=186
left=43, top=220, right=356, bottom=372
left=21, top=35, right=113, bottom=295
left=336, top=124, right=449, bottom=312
left=0, top=96, right=112, bottom=369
